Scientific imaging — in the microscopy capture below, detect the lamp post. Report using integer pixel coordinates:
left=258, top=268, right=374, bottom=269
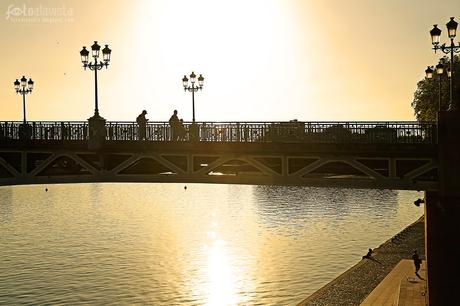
left=182, top=71, right=204, bottom=123
left=435, top=62, right=445, bottom=111
left=14, top=76, right=34, bottom=124
left=80, top=41, right=111, bottom=117
left=430, top=17, right=460, bottom=110
left=425, top=60, right=446, bottom=111
left=80, top=41, right=111, bottom=149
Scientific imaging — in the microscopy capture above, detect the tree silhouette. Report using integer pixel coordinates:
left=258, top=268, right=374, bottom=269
left=412, top=55, right=460, bottom=121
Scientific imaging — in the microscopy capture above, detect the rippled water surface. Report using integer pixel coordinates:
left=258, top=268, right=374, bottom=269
left=0, top=184, right=422, bottom=305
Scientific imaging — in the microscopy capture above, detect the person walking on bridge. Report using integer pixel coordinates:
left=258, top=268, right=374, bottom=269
left=136, top=110, right=148, bottom=140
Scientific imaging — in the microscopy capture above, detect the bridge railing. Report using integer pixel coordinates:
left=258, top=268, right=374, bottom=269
left=0, top=121, right=437, bottom=144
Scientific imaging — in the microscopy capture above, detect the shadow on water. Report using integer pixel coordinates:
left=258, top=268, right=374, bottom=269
left=0, top=187, right=13, bottom=223
left=252, top=186, right=399, bottom=227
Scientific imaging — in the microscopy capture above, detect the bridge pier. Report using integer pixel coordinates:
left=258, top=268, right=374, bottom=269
left=425, top=192, right=460, bottom=305
left=425, top=111, right=460, bottom=305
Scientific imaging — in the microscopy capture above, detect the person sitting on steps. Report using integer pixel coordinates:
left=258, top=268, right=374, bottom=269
left=362, top=248, right=382, bottom=265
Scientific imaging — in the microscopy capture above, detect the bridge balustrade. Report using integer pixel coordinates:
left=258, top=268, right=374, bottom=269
left=0, top=121, right=437, bottom=144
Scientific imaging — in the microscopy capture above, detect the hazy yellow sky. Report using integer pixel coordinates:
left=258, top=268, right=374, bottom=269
left=1, top=0, right=459, bottom=122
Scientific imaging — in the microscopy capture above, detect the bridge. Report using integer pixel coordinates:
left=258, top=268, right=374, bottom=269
left=0, top=120, right=438, bottom=190
left=1, top=115, right=459, bottom=305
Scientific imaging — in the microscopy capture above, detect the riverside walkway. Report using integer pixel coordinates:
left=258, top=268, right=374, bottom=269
left=360, top=260, right=426, bottom=306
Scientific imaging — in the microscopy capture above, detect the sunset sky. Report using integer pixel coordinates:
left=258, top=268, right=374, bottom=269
left=1, top=0, right=459, bottom=122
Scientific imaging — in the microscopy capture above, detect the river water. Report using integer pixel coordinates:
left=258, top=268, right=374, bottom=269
left=0, top=183, right=422, bottom=305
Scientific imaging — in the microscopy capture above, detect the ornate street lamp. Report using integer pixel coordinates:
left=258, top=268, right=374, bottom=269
left=80, top=41, right=111, bottom=149
left=425, top=60, right=447, bottom=112
left=182, top=71, right=204, bottom=123
left=14, top=75, right=34, bottom=124
left=430, top=17, right=460, bottom=110
left=79, top=41, right=112, bottom=117
left=13, top=75, right=34, bottom=140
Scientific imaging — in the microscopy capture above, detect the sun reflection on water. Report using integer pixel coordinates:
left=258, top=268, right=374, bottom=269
left=201, top=211, right=243, bottom=306
left=205, top=239, right=238, bottom=305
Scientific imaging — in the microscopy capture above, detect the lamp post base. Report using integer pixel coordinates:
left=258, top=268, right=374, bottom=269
left=88, top=114, right=106, bottom=150
left=189, top=122, right=199, bottom=142
left=18, top=123, right=32, bottom=141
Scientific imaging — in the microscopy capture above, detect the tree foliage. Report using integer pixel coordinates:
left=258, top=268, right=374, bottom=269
left=412, top=55, right=460, bottom=121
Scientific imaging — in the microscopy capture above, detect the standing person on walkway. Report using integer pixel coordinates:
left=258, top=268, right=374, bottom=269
left=136, top=110, right=148, bottom=140
left=412, top=249, right=422, bottom=277
left=169, top=110, right=179, bottom=141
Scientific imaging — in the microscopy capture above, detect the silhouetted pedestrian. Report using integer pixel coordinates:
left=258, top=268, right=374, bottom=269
left=412, top=250, right=422, bottom=277
left=178, top=119, right=187, bottom=141
left=61, top=122, right=67, bottom=140
left=136, top=110, right=148, bottom=140
left=169, top=110, right=179, bottom=141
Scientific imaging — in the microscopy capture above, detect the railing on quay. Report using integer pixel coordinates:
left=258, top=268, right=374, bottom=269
left=0, top=121, right=437, bottom=144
